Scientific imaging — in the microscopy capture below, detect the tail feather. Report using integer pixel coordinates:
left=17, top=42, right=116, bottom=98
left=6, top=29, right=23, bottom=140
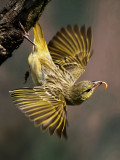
left=33, top=22, right=48, bottom=52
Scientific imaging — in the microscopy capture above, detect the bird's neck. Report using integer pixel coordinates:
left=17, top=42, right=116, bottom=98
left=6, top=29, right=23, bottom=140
left=65, top=84, right=84, bottom=105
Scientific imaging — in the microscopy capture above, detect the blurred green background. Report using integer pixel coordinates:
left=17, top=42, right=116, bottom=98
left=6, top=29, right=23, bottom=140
left=0, top=0, right=120, bottom=160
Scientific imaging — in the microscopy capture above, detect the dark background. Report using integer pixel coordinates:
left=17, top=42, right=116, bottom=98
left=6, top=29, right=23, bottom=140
left=0, top=0, right=120, bottom=159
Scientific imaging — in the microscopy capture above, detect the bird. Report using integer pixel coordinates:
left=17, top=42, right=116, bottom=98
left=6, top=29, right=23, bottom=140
left=9, top=22, right=108, bottom=139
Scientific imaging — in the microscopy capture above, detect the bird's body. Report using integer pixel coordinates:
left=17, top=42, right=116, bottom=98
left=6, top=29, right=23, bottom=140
left=28, top=24, right=69, bottom=91
left=10, top=22, right=107, bottom=138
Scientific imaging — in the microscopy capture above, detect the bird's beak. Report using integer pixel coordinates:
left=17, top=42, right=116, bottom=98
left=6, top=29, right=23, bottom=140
left=92, top=81, right=108, bottom=91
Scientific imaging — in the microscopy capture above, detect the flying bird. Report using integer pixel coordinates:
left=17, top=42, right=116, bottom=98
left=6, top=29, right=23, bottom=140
left=10, top=22, right=107, bottom=138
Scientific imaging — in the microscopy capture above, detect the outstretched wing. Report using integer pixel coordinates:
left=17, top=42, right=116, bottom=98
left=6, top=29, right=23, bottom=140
left=48, top=25, right=93, bottom=84
left=10, top=86, right=67, bottom=138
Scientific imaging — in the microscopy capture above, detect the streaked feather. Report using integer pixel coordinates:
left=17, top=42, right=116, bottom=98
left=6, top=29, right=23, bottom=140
left=48, top=24, right=93, bottom=83
left=9, top=86, right=67, bottom=138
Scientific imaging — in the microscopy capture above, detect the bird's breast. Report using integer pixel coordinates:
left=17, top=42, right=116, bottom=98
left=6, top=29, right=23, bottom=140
left=28, top=53, right=45, bottom=86
left=28, top=53, right=60, bottom=86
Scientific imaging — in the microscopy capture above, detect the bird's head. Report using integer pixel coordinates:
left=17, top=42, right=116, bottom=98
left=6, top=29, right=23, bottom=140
left=67, top=80, right=108, bottom=105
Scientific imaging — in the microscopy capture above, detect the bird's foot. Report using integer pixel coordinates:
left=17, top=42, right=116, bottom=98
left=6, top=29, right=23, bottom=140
left=19, top=21, right=36, bottom=46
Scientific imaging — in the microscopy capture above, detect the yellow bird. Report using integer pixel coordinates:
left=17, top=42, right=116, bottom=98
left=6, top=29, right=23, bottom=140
left=10, top=22, right=107, bottom=138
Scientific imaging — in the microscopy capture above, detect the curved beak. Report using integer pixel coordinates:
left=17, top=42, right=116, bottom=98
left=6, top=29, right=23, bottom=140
left=92, top=81, right=108, bottom=91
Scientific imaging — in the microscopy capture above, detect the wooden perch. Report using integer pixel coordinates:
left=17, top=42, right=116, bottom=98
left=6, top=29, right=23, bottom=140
left=0, top=0, right=51, bottom=65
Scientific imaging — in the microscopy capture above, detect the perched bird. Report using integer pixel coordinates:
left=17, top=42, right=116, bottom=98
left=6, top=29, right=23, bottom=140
left=10, top=22, right=107, bottom=138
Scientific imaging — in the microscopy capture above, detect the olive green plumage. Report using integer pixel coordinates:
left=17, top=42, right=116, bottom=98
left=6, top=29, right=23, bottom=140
left=9, top=22, right=107, bottom=139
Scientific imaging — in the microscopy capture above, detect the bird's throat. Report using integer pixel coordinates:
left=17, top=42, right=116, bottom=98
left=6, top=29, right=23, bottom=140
left=65, top=85, right=84, bottom=105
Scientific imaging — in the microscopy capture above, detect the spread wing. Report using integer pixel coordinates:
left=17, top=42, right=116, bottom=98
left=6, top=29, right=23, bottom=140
left=48, top=25, right=93, bottom=84
left=10, top=86, right=67, bottom=138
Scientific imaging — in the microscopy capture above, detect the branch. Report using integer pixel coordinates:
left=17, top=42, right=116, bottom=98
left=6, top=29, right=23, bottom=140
left=0, top=0, right=51, bottom=65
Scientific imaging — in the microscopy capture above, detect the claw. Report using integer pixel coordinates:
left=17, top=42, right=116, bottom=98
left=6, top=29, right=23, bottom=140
left=19, top=21, right=37, bottom=46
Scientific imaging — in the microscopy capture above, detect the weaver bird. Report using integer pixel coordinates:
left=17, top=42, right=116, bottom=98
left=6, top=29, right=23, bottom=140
left=10, top=22, right=108, bottom=138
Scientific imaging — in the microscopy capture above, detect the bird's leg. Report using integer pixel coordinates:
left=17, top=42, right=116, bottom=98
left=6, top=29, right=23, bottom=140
left=19, top=22, right=36, bottom=46
left=24, top=70, right=30, bottom=84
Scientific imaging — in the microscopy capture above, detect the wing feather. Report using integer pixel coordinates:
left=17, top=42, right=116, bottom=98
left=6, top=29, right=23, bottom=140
left=48, top=24, right=93, bottom=84
left=10, top=86, right=67, bottom=138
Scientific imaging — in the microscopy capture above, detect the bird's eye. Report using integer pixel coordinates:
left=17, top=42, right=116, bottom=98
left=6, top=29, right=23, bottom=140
left=86, top=88, right=91, bottom=92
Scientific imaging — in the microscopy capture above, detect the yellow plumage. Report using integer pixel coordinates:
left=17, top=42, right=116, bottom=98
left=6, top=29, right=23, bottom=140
left=28, top=22, right=55, bottom=86
left=10, top=22, right=96, bottom=139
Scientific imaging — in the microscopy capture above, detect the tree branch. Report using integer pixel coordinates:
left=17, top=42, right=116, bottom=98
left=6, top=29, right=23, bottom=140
left=0, top=0, right=51, bottom=65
